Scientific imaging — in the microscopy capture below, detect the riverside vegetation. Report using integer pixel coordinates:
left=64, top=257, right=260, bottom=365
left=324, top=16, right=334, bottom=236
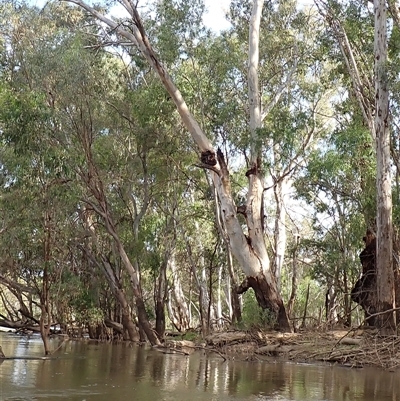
left=0, top=0, right=400, bottom=369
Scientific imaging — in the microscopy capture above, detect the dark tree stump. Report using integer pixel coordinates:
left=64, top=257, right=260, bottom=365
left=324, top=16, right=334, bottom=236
left=351, top=230, right=400, bottom=326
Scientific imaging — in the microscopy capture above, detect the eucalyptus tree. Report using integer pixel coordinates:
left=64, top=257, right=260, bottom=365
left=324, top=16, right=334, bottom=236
left=0, top=3, right=73, bottom=352
left=296, top=129, right=373, bottom=324
left=0, top=1, right=165, bottom=344
left=317, top=0, right=398, bottom=331
left=63, top=0, right=334, bottom=331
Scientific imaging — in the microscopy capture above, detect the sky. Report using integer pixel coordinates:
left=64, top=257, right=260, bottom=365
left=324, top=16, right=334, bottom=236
left=203, top=0, right=231, bottom=31
left=30, top=0, right=232, bottom=32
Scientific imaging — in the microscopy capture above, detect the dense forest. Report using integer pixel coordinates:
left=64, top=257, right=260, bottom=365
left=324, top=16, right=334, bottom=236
left=0, top=0, right=399, bottom=354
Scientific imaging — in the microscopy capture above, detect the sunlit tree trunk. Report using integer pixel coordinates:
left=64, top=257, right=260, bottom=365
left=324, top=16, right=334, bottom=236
left=236, top=0, right=290, bottom=330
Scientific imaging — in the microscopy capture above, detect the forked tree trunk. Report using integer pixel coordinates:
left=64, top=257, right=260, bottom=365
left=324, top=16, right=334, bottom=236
left=68, top=0, right=291, bottom=332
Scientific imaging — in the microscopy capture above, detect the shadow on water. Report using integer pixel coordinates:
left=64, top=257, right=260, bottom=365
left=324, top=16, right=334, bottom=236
left=0, top=332, right=398, bottom=401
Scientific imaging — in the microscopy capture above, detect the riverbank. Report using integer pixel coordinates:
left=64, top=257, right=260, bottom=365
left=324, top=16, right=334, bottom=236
left=162, top=329, right=400, bottom=370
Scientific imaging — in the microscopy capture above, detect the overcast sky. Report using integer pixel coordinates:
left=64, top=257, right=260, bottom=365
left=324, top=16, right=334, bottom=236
left=29, top=0, right=232, bottom=32
left=203, top=0, right=231, bottom=31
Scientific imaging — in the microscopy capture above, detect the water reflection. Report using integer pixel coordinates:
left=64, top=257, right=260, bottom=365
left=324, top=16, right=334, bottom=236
left=0, top=332, right=398, bottom=401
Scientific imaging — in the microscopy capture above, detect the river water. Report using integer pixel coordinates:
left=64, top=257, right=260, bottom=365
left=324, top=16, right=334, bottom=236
left=0, top=332, right=398, bottom=401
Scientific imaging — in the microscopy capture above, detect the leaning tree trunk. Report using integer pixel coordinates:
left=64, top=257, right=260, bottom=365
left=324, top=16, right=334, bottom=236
left=100, top=255, right=140, bottom=342
left=374, top=0, right=396, bottom=332
left=82, top=211, right=140, bottom=342
left=79, top=137, right=159, bottom=345
left=67, top=0, right=291, bottom=332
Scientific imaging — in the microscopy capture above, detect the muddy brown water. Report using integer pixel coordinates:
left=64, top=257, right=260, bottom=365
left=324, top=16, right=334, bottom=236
left=0, top=332, right=398, bottom=401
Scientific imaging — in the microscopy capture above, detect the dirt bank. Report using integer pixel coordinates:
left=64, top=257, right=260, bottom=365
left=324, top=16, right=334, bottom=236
left=163, top=329, right=400, bottom=370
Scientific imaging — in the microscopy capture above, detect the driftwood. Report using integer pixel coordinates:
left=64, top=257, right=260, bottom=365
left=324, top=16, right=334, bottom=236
left=339, top=337, right=362, bottom=345
left=154, top=340, right=197, bottom=356
left=205, top=332, right=250, bottom=346
left=256, top=344, right=294, bottom=355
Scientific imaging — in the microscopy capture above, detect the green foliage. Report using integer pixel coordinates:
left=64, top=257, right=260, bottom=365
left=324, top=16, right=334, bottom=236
left=240, top=291, right=277, bottom=329
left=181, top=330, right=200, bottom=342
left=0, top=0, right=399, bottom=338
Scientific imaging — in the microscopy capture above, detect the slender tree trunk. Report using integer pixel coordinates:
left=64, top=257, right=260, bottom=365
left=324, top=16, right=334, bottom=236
left=343, top=266, right=351, bottom=326
left=287, top=234, right=300, bottom=319
left=167, top=254, right=191, bottom=332
left=183, top=230, right=211, bottom=336
left=216, top=263, right=223, bottom=328
left=155, top=256, right=168, bottom=340
left=80, top=144, right=159, bottom=345
left=40, top=210, right=52, bottom=355
left=300, top=282, right=310, bottom=329
left=325, top=284, right=337, bottom=325
left=83, top=210, right=140, bottom=342
left=273, top=178, right=289, bottom=291
left=374, top=0, right=396, bottom=333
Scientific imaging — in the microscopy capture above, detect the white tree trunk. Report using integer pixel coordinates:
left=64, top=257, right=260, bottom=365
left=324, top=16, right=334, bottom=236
left=167, top=253, right=191, bottom=332
left=374, top=0, right=396, bottom=331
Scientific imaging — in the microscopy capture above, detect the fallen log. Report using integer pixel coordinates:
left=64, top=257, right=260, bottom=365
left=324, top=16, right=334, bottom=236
left=0, top=319, right=40, bottom=333
left=256, top=344, right=293, bottom=355
left=104, top=318, right=124, bottom=334
left=205, top=332, right=250, bottom=346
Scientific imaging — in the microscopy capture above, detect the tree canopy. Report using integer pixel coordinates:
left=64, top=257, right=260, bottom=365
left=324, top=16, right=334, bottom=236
left=0, top=0, right=399, bottom=350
